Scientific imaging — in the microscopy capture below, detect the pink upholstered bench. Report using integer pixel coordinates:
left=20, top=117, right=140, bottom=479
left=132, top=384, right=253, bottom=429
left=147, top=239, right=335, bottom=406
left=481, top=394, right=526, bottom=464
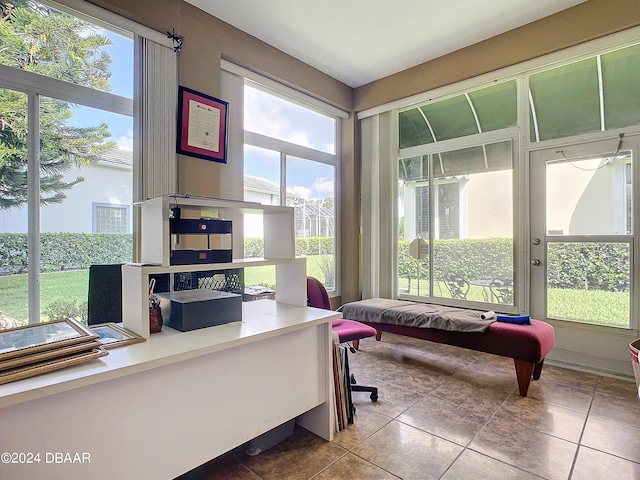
left=341, top=300, right=555, bottom=397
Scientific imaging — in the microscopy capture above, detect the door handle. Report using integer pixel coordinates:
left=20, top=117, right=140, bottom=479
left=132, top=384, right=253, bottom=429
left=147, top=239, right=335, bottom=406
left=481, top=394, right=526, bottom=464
left=531, top=259, right=541, bottom=266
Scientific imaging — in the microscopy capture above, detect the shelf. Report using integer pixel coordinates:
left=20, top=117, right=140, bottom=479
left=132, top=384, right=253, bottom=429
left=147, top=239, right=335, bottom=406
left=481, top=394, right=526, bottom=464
left=139, top=195, right=296, bottom=266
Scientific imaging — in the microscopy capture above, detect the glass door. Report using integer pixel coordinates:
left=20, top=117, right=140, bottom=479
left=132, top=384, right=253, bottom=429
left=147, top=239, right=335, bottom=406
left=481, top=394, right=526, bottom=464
left=529, top=137, right=639, bottom=368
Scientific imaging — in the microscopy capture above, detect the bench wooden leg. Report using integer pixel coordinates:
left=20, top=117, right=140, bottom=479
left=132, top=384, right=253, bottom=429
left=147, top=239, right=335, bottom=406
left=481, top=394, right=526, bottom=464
left=514, top=359, right=535, bottom=397
left=375, top=331, right=382, bottom=341
left=532, top=360, right=545, bottom=380
left=352, top=339, right=359, bottom=350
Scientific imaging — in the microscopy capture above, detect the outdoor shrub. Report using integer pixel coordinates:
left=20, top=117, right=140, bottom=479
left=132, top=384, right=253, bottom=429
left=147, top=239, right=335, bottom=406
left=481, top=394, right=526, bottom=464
left=244, top=236, right=335, bottom=258
left=43, top=298, right=88, bottom=323
left=398, top=238, right=513, bottom=281
left=547, top=242, right=629, bottom=292
left=0, top=233, right=132, bottom=273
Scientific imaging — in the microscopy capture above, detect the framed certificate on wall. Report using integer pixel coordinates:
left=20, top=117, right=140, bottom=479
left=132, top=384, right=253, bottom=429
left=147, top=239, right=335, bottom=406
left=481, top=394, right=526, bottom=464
left=177, top=85, right=229, bottom=163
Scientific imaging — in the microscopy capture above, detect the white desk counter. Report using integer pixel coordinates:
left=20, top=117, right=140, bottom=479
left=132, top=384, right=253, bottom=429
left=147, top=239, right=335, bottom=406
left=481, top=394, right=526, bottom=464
left=0, top=300, right=339, bottom=480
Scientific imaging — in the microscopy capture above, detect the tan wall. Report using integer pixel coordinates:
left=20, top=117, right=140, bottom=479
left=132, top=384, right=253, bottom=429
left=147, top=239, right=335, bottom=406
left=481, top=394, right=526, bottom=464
left=354, top=0, right=640, bottom=112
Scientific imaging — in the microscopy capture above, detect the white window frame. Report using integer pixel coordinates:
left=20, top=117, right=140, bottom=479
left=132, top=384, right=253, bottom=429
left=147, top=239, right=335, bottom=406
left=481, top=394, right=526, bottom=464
left=221, top=61, right=345, bottom=295
left=0, top=0, right=173, bottom=323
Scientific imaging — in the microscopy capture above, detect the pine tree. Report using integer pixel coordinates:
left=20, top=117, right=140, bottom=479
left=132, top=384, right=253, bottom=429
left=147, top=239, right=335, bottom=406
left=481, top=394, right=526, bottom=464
left=0, top=0, right=116, bottom=210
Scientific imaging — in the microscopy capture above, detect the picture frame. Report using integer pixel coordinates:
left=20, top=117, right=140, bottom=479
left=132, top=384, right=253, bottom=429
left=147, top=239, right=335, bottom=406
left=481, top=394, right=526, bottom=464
left=0, top=339, right=103, bottom=373
left=177, top=85, right=229, bottom=163
left=89, top=323, right=145, bottom=349
left=0, top=318, right=98, bottom=362
left=0, top=347, right=108, bottom=386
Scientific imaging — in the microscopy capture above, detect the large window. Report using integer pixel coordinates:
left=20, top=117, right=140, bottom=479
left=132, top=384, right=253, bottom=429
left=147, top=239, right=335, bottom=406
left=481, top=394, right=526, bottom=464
left=399, top=140, right=514, bottom=305
left=0, top=1, right=134, bottom=326
left=393, top=38, right=640, bottom=333
left=242, top=82, right=339, bottom=291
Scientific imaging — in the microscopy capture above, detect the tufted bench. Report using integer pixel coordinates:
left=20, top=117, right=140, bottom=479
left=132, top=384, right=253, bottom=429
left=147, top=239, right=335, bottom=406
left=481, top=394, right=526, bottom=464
left=341, top=299, right=555, bottom=397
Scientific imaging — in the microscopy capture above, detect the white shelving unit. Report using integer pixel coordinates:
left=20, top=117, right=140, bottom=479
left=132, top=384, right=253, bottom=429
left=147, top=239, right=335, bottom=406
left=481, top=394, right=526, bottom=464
left=124, top=195, right=306, bottom=338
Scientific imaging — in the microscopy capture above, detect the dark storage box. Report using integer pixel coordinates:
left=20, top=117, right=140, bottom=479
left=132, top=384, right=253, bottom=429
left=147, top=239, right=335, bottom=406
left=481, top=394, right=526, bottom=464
left=156, top=289, right=242, bottom=331
left=170, top=249, right=232, bottom=265
left=169, top=218, right=232, bottom=234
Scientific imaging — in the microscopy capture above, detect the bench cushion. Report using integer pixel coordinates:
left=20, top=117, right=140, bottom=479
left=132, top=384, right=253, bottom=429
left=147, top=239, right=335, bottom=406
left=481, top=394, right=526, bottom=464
left=343, top=301, right=554, bottom=364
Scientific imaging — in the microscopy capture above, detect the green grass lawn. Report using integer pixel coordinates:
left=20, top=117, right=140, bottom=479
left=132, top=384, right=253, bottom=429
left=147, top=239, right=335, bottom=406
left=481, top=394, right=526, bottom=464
left=0, top=255, right=333, bottom=324
left=398, top=277, right=629, bottom=327
left=0, top=266, right=629, bottom=328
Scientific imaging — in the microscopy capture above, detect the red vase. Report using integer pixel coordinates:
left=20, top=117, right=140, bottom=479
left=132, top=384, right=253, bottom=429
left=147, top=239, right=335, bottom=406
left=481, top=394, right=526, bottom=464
left=149, top=308, right=163, bottom=334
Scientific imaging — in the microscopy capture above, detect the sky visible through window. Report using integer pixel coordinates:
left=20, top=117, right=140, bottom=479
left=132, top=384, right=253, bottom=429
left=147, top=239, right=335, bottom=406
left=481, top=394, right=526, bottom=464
left=244, top=84, right=336, bottom=202
left=66, top=29, right=134, bottom=151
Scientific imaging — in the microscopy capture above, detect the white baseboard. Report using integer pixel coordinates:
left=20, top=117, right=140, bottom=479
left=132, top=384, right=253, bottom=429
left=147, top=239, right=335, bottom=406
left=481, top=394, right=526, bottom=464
left=545, top=348, right=635, bottom=380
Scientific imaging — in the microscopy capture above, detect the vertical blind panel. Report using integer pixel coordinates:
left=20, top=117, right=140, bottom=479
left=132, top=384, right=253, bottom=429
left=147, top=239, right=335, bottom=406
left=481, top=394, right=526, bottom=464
left=141, top=37, right=177, bottom=200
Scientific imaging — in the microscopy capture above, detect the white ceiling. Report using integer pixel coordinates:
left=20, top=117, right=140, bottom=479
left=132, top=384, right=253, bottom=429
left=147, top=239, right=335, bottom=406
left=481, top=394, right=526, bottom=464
left=185, top=0, right=586, bottom=88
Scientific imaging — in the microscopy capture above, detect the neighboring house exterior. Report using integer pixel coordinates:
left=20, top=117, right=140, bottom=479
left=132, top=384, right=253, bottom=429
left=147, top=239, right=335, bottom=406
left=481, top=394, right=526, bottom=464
left=402, top=156, right=629, bottom=242
left=0, top=148, right=133, bottom=234
left=1, top=163, right=335, bottom=241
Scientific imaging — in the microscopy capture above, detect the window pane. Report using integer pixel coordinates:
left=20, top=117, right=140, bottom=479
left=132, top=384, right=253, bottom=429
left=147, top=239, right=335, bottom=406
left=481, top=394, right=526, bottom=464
left=286, top=156, right=336, bottom=289
left=0, top=88, right=28, bottom=327
left=399, top=143, right=514, bottom=304
left=601, top=43, right=640, bottom=130
left=468, top=80, right=517, bottom=132
left=434, top=141, right=513, bottom=304
left=399, top=109, right=434, bottom=149
left=0, top=2, right=132, bottom=97
left=529, top=58, right=601, bottom=142
left=547, top=242, right=630, bottom=327
left=398, top=160, right=430, bottom=296
left=244, top=84, right=335, bottom=154
left=243, top=145, right=280, bottom=258
left=422, top=95, right=478, bottom=142
left=546, top=151, right=632, bottom=236
left=39, top=101, right=133, bottom=323
left=435, top=140, right=512, bottom=178
left=399, top=81, right=517, bottom=149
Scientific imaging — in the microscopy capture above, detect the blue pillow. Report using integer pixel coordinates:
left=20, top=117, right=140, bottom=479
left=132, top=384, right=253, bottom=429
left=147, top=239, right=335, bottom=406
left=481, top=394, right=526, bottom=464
left=496, top=314, right=531, bottom=325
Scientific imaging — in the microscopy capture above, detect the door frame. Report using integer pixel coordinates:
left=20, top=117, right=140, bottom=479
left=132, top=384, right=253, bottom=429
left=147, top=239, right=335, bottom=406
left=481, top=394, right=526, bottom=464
left=529, top=135, right=640, bottom=376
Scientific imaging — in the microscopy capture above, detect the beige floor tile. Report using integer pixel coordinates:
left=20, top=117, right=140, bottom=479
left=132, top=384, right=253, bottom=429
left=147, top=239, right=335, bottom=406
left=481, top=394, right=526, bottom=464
left=469, top=415, right=578, bottom=480
left=398, top=394, right=492, bottom=446
left=378, top=362, right=450, bottom=395
left=452, top=362, right=518, bottom=394
left=331, top=408, right=392, bottom=450
left=582, top=416, right=640, bottom=463
left=441, top=449, right=540, bottom=480
left=311, top=453, right=400, bottom=480
left=589, top=392, right=640, bottom=428
left=571, top=446, right=640, bottom=480
left=595, top=375, right=638, bottom=400
left=351, top=376, right=423, bottom=418
left=353, top=421, right=463, bottom=480
left=525, top=378, right=594, bottom=413
left=497, top=394, right=587, bottom=442
left=429, top=375, right=511, bottom=416
left=239, top=426, right=347, bottom=480
left=412, top=350, right=475, bottom=376
left=541, top=364, right=599, bottom=392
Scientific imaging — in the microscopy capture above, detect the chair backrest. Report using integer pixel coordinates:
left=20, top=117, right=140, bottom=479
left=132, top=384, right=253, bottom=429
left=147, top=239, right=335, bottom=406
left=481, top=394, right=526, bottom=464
left=306, top=276, right=332, bottom=310
left=490, top=275, right=513, bottom=304
left=87, top=264, right=123, bottom=325
left=442, top=271, right=469, bottom=300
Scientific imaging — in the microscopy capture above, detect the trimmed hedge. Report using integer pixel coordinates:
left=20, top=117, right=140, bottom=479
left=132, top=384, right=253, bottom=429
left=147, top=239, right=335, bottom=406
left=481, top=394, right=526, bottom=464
left=244, top=237, right=334, bottom=258
left=399, top=238, right=513, bottom=281
left=0, top=233, right=132, bottom=273
left=547, top=242, right=629, bottom=292
left=1, top=233, right=628, bottom=293
left=399, top=238, right=629, bottom=292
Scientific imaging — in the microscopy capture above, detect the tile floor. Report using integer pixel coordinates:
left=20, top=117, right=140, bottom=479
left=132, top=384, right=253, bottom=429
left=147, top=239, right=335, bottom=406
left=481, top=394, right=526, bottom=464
left=178, top=333, right=640, bottom=480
